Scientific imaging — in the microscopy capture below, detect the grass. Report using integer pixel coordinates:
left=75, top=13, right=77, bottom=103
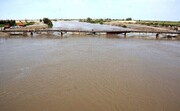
left=26, top=22, right=35, bottom=26
left=0, top=24, right=4, bottom=27
left=138, top=21, right=180, bottom=27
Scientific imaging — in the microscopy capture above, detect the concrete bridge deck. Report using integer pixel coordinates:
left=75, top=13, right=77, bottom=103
left=1, top=29, right=180, bottom=38
left=1, top=29, right=179, bottom=34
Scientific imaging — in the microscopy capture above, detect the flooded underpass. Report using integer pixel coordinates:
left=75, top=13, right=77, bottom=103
left=0, top=36, right=180, bottom=111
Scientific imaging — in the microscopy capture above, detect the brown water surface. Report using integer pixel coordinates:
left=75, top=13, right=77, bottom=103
left=0, top=36, right=180, bottom=111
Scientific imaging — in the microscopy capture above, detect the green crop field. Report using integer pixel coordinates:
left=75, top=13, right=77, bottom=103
left=138, top=21, right=180, bottom=27
left=0, top=24, right=4, bottom=27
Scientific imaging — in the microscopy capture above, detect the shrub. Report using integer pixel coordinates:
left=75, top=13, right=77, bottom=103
left=43, top=18, right=53, bottom=28
left=26, top=22, right=35, bottom=26
left=126, top=18, right=132, bottom=21
left=122, top=25, right=127, bottom=28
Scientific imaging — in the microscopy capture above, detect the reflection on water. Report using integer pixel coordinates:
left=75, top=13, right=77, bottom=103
left=0, top=36, right=180, bottom=111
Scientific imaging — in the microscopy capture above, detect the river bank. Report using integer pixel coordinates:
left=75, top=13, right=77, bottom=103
left=104, top=21, right=177, bottom=31
left=0, top=32, right=10, bottom=37
left=0, top=21, right=179, bottom=40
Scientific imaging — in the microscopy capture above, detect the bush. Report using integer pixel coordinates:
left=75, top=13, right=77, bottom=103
left=43, top=18, right=53, bottom=28
left=26, top=22, right=35, bottom=26
left=122, top=25, right=127, bottom=28
left=126, top=18, right=132, bottom=21
left=86, top=17, right=92, bottom=23
left=84, top=18, right=104, bottom=24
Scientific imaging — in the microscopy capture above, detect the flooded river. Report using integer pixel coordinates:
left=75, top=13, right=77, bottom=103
left=0, top=36, right=180, bottom=111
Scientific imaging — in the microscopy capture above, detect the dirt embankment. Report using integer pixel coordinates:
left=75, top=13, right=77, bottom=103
left=0, top=22, right=48, bottom=37
left=0, top=32, right=10, bottom=37
left=125, top=24, right=173, bottom=32
left=0, top=27, right=9, bottom=37
left=104, top=21, right=174, bottom=32
left=11, top=22, right=48, bottom=30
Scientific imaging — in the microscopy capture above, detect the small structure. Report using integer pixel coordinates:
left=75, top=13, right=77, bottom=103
left=4, top=24, right=10, bottom=30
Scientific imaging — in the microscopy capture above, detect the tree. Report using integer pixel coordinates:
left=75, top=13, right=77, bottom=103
left=98, top=19, right=104, bottom=24
left=105, top=18, right=111, bottom=22
left=126, top=18, right=132, bottom=21
left=79, top=19, right=83, bottom=22
left=9, top=20, right=16, bottom=26
left=43, top=18, right=53, bottom=28
left=87, top=17, right=92, bottom=23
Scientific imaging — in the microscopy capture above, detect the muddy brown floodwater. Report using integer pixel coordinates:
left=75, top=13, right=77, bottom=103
left=0, top=36, right=180, bottom=111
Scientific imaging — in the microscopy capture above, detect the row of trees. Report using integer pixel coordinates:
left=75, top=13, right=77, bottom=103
left=0, top=20, right=35, bottom=27
left=80, top=17, right=133, bottom=24
left=0, top=20, right=16, bottom=26
left=80, top=18, right=112, bottom=24
left=0, top=18, right=53, bottom=28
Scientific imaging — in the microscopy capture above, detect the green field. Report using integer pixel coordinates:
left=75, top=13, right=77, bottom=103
left=0, top=24, right=4, bottom=27
left=138, top=21, right=180, bottom=27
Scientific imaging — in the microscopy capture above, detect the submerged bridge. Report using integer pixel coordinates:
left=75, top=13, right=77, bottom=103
left=1, top=29, right=180, bottom=38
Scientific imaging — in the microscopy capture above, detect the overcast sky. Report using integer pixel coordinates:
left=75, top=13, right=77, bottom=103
left=0, top=0, right=179, bottom=21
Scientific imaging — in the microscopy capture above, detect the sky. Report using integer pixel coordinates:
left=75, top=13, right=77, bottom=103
left=0, top=0, right=179, bottom=21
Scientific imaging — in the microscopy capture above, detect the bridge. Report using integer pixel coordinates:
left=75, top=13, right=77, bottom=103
left=1, top=29, right=180, bottom=38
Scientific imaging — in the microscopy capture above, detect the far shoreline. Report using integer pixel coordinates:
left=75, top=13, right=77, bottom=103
left=0, top=20, right=180, bottom=40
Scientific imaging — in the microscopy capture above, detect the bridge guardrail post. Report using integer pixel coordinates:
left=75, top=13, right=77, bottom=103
left=156, top=33, right=159, bottom=39
left=124, top=33, right=127, bottom=38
